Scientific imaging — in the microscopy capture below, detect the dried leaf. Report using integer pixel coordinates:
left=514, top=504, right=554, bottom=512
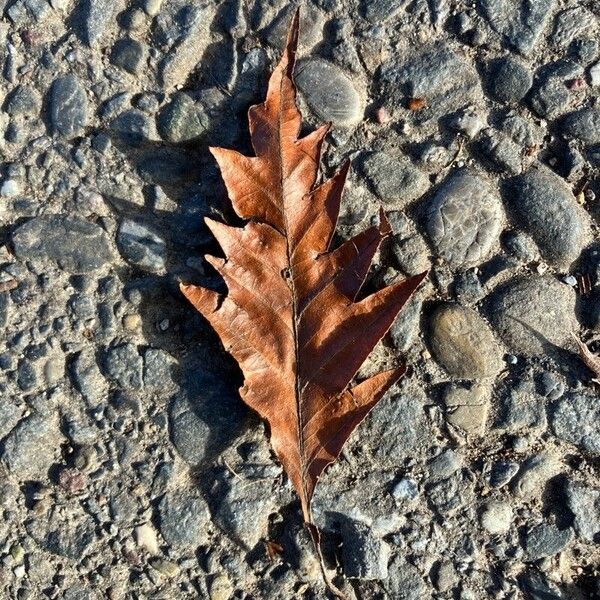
left=264, top=540, right=284, bottom=561
left=573, top=334, right=600, bottom=382
left=181, top=11, right=425, bottom=526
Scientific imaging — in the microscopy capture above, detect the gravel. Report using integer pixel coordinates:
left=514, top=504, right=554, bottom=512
left=0, top=1, right=599, bottom=597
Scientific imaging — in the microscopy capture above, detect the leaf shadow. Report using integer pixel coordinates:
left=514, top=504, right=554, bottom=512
left=98, top=89, right=265, bottom=469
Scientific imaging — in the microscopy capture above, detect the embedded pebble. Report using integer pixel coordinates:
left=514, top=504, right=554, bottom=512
left=480, top=501, right=512, bottom=534
left=2, top=414, right=63, bottom=479
left=479, top=0, right=556, bottom=55
left=104, top=343, right=143, bottom=389
left=487, top=57, right=533, bottom=103
left=428, top=304, right=503, bottom=379
left=117, top=219, right=167, bottom=272
left=486, top=275, right=577, bottom=355
left=444, top=384, right=491, bottom=436
left=49, top=75, right=88, bottom=138
left=566, top=481, right=600, bottom=541
left=524, top=523, right=574, bottom=560
left=562, top=108, right=600, bottom=145
left=426, top=170, right=502, bottom=268
left=551, top=392, right=600, bottom=454
left=295, top=59, right=363, bottom=126
left=158, top=493, right=210, bottom=548
left=84, top=0, right=127, bottom=46
left=381, top=45, right=479, bottom=117
left=110, top=38, right=147, bottom=74
left=504, top=165, right=590, bottom=268
left=342, top=520, right=390, bottom=580
left=360, top=151, right=428, bottom=205
left=157, top=93, right=209, bottom=142
left=0, top=179, right=20, bottom=197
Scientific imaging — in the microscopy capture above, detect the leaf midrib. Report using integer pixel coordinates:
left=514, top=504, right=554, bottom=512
left=275, top=67, right=310, bottom=518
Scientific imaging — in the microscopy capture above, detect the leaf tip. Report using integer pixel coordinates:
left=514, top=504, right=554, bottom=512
left=282, top=7, right=301, bottom=74
left=378, top=207, right=392, bottom=237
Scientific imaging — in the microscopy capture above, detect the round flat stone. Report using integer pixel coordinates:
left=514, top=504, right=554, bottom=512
left=157, top=93, right=209, bottom=142
left=486, top=275, right=576, bottom=355
left=505, top=165, right=590, bottom=268
left=429, top=304, right=503, bottom=379
left=360, top=151, right=428, bottom=205
left=110, top=37, right=147, bottom=75
left=426, top=170, right=502, bottom=268
left=295, top=59, right=363, bottom=126
left=11, top=214, right=112, bottom=273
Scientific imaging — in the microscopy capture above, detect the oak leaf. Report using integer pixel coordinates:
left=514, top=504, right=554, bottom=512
left=181, top=11, right=426, bottom=527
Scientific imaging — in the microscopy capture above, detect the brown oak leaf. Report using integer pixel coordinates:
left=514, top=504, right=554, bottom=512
left=180, top=11, right=426, bottom=528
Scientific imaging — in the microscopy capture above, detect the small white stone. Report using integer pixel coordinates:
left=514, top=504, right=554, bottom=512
left=392, top=478, right=419, bottom=502
left=480, top=501, right=512, bottom=534
left=562, top=275, right=577, bottom=287
left=135, top=523, right=159, bottom=554
left=144, top=0, right=163, bottom=16
left=1, top=180, right=20, bottom=197
left=13, top=564, right=26, bottom=578
left=590, top=61, right=600, bottom=87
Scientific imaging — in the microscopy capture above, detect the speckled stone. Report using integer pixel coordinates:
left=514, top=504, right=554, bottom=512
left=552, top=392, right=600, bottom=454
left=11, top=215, right=112, bottom=273
left=562, top=108, right=600, bottom=145
left=49, top=75, right=88, bottom=138
left=479, top=0, right=556, bottom=55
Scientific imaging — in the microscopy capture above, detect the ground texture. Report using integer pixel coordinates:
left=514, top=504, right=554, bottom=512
left=0, top=0, right=600, bottom=598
